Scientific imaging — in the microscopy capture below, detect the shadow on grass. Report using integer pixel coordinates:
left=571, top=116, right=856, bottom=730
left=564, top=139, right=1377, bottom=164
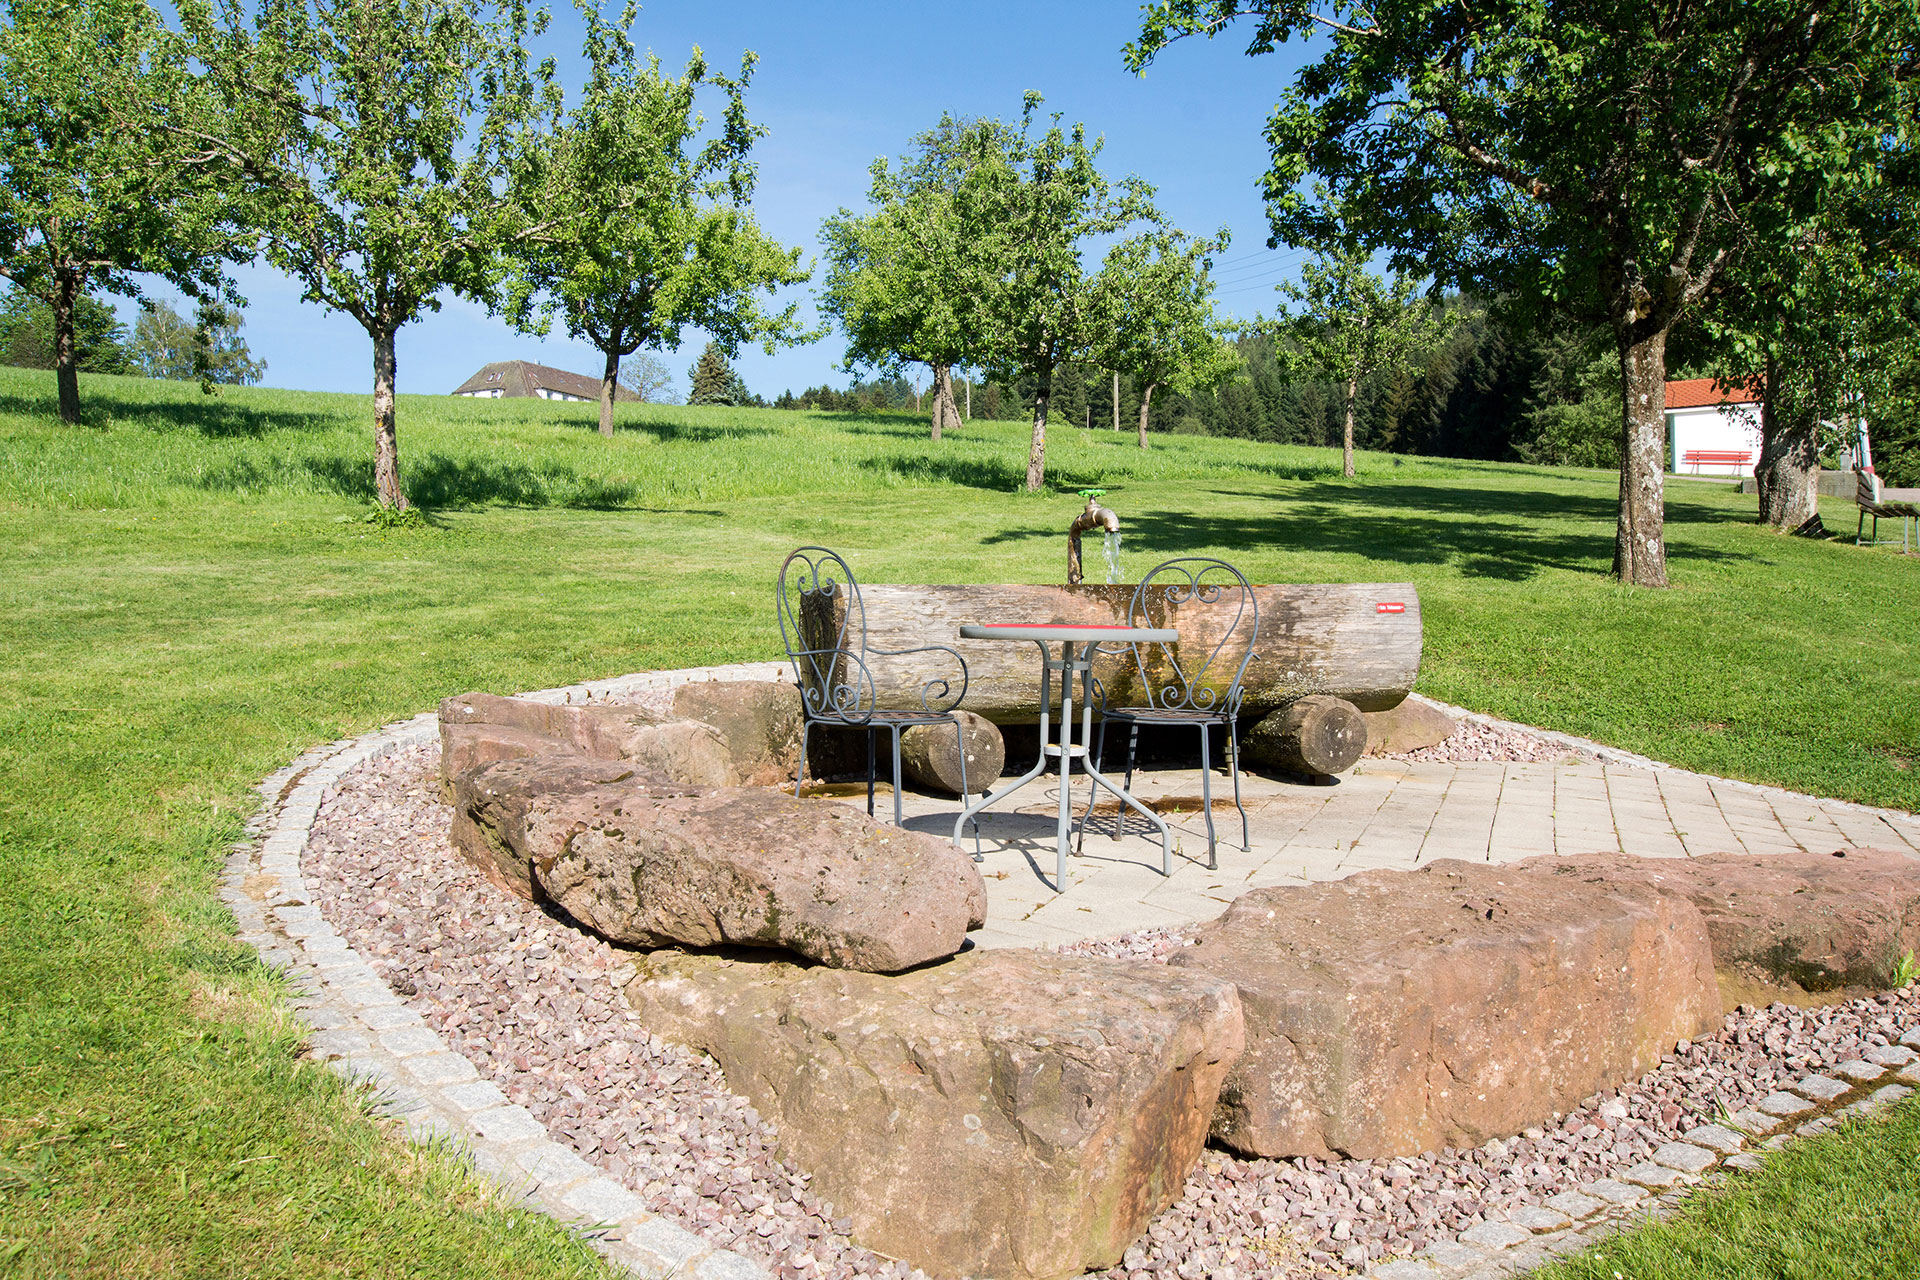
left=621, top=416, right=777, bottom=443
left=860, top=448, right=1370, bottom=493
left=982, top=480, right=1756, bottom=581
left=267, top=452, right=640, bottom=509
left=0, top=390, right=340, bottom=438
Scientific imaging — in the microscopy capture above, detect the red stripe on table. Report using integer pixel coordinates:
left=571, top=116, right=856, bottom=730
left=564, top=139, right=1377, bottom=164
left=971, top=623, right=1138, bottom=629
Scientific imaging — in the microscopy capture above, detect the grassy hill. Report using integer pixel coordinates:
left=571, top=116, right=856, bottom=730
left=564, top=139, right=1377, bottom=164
left=1, top=365, right=1915, bottom=1276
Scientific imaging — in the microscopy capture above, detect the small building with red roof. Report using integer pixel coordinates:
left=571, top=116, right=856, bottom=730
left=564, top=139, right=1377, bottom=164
left=1664, top=378, right=1762, bottom=475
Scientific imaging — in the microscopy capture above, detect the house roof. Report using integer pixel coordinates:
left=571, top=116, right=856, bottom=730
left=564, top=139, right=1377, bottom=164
left=1665, top=377, right=1760, bottom=410
left=449, top=359, right=634, bottom=401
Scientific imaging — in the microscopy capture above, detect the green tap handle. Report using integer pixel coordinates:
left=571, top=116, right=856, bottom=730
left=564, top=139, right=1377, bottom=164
left=1077, top=488, right=1107, bottom=500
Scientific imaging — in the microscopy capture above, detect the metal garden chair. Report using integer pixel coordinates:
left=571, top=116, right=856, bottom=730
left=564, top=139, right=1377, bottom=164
left=1081, top=556, right=1258, bottom=869
left=776, top=546, right=969, bottom=827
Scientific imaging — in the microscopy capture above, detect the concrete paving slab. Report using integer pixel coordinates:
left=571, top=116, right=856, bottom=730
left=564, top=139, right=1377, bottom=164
left=880, top=739, right=1920, bottom=950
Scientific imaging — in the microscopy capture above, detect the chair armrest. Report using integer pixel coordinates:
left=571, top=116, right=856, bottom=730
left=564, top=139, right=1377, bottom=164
left=865, top=642, right=970, bottom=714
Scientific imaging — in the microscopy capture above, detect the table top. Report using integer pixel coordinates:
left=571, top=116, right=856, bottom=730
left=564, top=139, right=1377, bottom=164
left=959, top=622, right=1179, bottom=643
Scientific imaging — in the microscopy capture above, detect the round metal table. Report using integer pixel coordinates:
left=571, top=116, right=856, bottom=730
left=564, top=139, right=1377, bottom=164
left=952, top=622, right=1177, bottom=889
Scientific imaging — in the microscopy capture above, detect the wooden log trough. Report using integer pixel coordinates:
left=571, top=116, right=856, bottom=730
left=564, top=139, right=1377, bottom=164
left=800, top=582, right=1421, bottom=727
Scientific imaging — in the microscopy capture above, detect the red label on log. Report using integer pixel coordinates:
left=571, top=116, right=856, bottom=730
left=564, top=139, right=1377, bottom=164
left=1376, top=602, right=1406, bottom=614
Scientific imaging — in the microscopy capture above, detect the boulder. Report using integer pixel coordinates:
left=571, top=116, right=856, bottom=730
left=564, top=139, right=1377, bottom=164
left=900, top=710, right=1005, bottom=795
left=452, top=756, right=986, bottom=970
left=438, top=691, right=739, bottom=787
left=670, top=680, right=804, bottom=787
left=626, top=949, right=1244, bottom=1280
left=1551, top=848, right=1920, bottom=1007
left=529, top=784, right=986, bottom=971
left=1362, top=697, right=1458, bottom=755
left=447, top=753, right=667, bottom=898
left=1171, top=858, right=1720, bottom=1159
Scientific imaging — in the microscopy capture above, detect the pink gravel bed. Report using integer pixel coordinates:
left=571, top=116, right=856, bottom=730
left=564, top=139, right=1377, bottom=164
left=1387, top=718, right=1597, bottom=765
left=303, top=742, right=1919, bottom=1280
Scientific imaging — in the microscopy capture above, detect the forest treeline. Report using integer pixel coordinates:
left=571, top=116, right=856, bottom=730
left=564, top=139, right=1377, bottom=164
left=775, top=295, right=1920, bottom=486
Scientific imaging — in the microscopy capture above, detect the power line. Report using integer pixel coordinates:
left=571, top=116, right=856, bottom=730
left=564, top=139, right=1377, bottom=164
left=1207, top=250, right=1310, bottom=282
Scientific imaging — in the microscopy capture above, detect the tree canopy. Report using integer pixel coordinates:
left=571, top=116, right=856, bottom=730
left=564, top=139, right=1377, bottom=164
left=0, top=0, right=237, bottom=421
left=1087, top=227, right=1238, bottom=449
left=505, top=5, right=806, bottom=437
left=967, top=94, right=1163, bottom=490
left=818, top=115, right=1009, bottom=441
left=131, top=298, right=266, bottom=388
left=1130, top=0, right=1918, bottom=584
left=183, top=0, right=556, bottom=507
left=1278, top=243, right=1448, bottom=477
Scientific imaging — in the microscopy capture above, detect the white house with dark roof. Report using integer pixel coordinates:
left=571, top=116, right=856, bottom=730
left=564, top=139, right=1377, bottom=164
left=450, top=360, right=633, bottom=404
left=1664, top=378, right=1762, bottom=475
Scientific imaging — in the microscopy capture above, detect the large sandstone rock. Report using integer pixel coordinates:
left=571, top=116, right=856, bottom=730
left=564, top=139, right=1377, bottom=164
left=529, top=783, right=986, bottom=971
left=439, top=692, right=739, bottom=787
left=452, top=757, right=986, bottom=970
left=670, top=680, right=804, bottom=787
left=627, top=949, right=1244, bottom=1280
left=1552, top=848, right=1920, bottom=1007
left=1362, top=697, right=1458, bottom=755
left=1172, top=859, right=1720, bottom=1160
left=448, top=753, right=663, bottom=897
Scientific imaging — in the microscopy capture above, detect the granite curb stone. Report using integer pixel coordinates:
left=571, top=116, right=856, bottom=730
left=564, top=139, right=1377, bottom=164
left=221, top=662, right=789, bottom=1280
left=1791, top=1074, right=1850, bottom=1101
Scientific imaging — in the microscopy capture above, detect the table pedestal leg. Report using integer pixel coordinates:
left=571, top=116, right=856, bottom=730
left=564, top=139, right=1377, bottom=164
left=950, top=639, right=1174, bottom=889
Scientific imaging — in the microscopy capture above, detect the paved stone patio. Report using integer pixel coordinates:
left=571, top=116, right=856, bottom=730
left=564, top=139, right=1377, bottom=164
left=886, top=746, right=1920, bottom=952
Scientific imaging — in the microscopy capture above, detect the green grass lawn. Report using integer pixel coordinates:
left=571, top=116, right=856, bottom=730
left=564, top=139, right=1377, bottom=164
left=1, top=365, right=1915, bottom=1277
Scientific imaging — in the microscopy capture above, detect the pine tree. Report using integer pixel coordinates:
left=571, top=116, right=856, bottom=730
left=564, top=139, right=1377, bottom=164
left=688, top=341, right=738, bottom=406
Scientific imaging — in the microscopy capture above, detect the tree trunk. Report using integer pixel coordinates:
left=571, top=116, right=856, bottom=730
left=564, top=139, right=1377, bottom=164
left=931, top=362, right=960, bottom=441
left=372, top=326, right=408, bottom=509
left=53, top=269, right=80, bottom=424
left=1612, top=328, right=1669, bottom=586
left=801, top=582, right=1424, bottom=723
left=1025, top=361, right=1052, bottom=492
left=598, top=348, right=620, bottom=437
left=1137, top=382, right=1157, bottom=449
left=1112, top=370, right=1121, bottom=431
left=1341, top=371, right=1358, bottom=477
left=1244, top=695, right=1368, bottom=777
left=1754, top=351, right=1819, bottom=530
left=900, top=711, right=1005, bottom=795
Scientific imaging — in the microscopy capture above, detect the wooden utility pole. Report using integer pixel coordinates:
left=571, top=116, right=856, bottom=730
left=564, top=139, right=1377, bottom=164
left=1112, top=371, right=1120, bottom=430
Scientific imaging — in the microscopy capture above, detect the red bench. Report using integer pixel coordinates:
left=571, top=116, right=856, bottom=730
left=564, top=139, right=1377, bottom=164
left=1681, top=449, right=1752, bottom=473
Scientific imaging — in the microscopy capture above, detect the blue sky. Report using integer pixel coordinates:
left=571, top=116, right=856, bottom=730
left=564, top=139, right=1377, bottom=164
left=128, top=3, right=1322, bottom=402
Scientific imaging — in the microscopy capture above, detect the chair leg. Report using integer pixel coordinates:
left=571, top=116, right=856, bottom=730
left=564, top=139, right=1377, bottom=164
left=1078, top=719, right=1107, bottom=854
left=795, top=721, right=811, bottom=799
left=866, top=728, right=877, bottom=818
left=1121, top=722, right=1141, bottom=839
left=953, top=718, right=979, bottom=860
left=1229, top=719, right=1250, bottom=851
left=1198, top=725, right=1218, bottom=871
left=891, top=725, right=904, bottom=827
